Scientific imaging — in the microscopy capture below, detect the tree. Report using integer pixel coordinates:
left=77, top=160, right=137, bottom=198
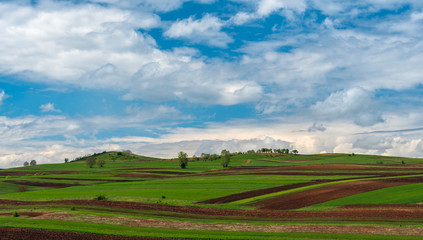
left=247, top=149, right=255, bottom=154
left=97, top=159, right=106, bottom=167
left=64, top=158, right=69, bottom=163
left=292, top=149, right=299, bottom=155
left=178, top=151, right=188, bottom=169
left=30, top=160, right=37, bottom=166
left=23, top=161, right=29, bottom=167
left=221, top=149, right=231, bottom=168
left=86, top=157, right=96, bottom=168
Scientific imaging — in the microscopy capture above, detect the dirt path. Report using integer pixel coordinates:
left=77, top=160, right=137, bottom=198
left=252, top=177, right=423, bottom=210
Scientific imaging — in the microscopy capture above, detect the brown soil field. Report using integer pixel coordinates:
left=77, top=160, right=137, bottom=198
left=198, top=180, right=333, bottom=204
left=198, top=175, right=387, bottom=205
left=39, top=177, right=128, bottom=182
left=252, top=177, right=423, bottom=210
left=0, top=171, right=81, bottom=176
left=115, top=173, right=170, bottom=178
left=3, top=199, right=423, bottom=220
left=140, top=171, right=193, bottom=175
left=4, top=180, right=80, bottom=188
left=0, top=227, right=174, bottom=240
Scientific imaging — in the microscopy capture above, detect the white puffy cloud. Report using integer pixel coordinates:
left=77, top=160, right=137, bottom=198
left=164, top=14, right=233, bottom=47
left=0, top=2, right=262, bottom=106
left=311, top=87, right=383, bottom=126
left=40, top=103, right=61, bottom=113
left=0, top=1, right=160, bottom=87
left=256, top=0, right=307, bottom=16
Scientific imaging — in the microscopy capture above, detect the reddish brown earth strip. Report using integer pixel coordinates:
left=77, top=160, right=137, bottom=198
left=140, top=171, right=193, bottom=175
left=39, top=177, right=129, bottom=182
left=197, top=180, right=333, bottom=204
left=252, top=177, right=423, bottom=210
left=3, top=199, right=423, bottom=220
left=0, top=227, right=179, bottom=240
left=115, top=173, right=170, bottom=178
left=4, top=180, right=80, bottom=188
left=0, top=171, right=81, bottom=176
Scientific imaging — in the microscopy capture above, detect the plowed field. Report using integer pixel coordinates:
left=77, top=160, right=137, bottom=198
left=252, top=177, right=423, bottom=210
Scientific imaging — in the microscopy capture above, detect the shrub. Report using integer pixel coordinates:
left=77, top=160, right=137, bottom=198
left=17, top=186, right=27, bottom=192
left=71, top=207, right=76, bottom=211
left=13, top=212, right=19, bottom=217
left=94, top=195, right=107, bottom=200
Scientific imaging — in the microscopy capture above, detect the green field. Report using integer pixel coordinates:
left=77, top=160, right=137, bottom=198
left=2, top=151, right=423, bottom=239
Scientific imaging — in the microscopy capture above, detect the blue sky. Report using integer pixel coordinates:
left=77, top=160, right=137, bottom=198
left=1, top=0, right=423, bottom=168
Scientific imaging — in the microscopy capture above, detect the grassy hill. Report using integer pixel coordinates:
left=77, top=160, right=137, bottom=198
left=1, top=152, right=423, bottom=239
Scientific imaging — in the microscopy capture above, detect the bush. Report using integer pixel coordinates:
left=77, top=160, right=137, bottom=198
left=17, top=186, right=27, bottom=192
left=94, top=195, right=107, bottom=200
left=13, top=212, right=19, bottom=217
